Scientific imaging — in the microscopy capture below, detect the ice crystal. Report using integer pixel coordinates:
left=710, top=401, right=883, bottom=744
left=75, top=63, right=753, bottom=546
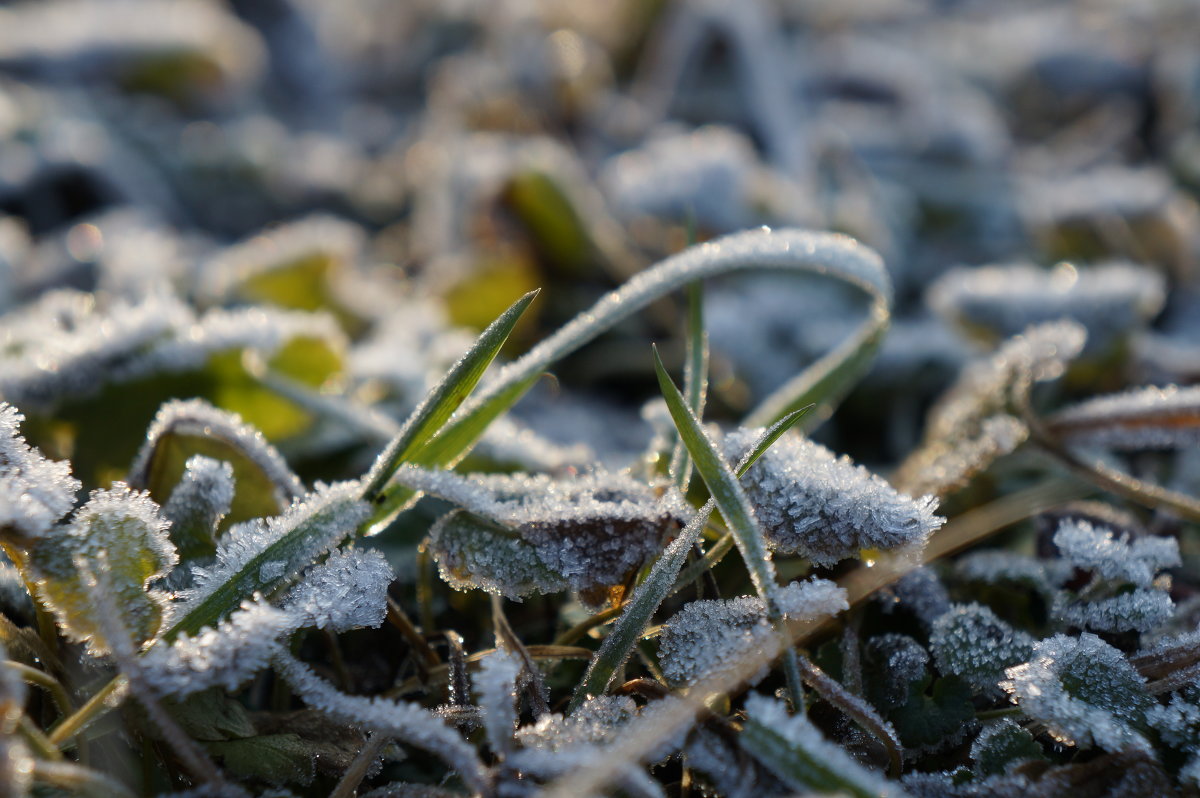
left=130, top=399, right=305, bottom=509
left=1054, top=589, right=1175, bottom=634
left=970, top=719, right=1044, bottom=777
left=0, top=402, right=80, bottom=541
left=723, top=428, right=943, bottom=566
left=929, top=604, right=1035, bottom=692
left=475, top=650, right=521, bottom=757
left=30, top=483, right=175, bottom=652
left=279, top=547, right=392, bottom=633
left=886, top=567, right=953, bottom=628
left=658, top=596, right=773, bottom=688
left=162, top=456, right=234, bottom=562
left=1047, top=384, right=1200, bottom=450
left=417, top=468, right=688, bottom=602
left=773, top=577, right=850, bottom=621
left=955, top=551, right=1058, bottom=593
left=179, top=481, right=371, bottom=622
left=1001, top=633, right=1153, bottom=752
left=1053, top=520, right=1179, bottom=587
left=928, top=261, right=1165, bottom=348
left=1147, top=688, right=1200, bottom=784
left=141, top=600, right=291, bottom=698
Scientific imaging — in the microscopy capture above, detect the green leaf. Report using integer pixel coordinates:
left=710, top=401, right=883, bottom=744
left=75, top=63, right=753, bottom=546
left=669, top=281, right=708, bottom=491
left=361, top=289, right=540, bottom=504
left=30, top=486, right=176, bottom=652
left=429, top=509, right=569, bottom=600
left=165, top=689, right=257, bottom=741
left=653, top=345, right=777, bottom=603
left=206, top=734, right=316, bottom=786
left=889, top=674, right=976, bottom=751
left=972, top=719, right=1046, bottom=777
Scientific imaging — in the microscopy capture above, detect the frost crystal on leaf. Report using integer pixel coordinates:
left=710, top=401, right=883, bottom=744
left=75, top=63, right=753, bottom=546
left=178, top=481, right=370, bottom=624
left=658, top=596, right=773, bottom=687
left=279, top=547, right=392, bottom=633
left=1047, top=384, right=1200, bottom=450
left=1054, top=589, right=1175, bottom=634
left=162, top=455, right=235, bottom=562
left=0, top=402, right=80, bottom=541
left=864, top=634, right=930, bottom=710
left=141, top=599, right=291, bottom=698
left=723, top=427, right=943, bottom=566
left=774, top=578, right=849, bottom=621
left=1053, top=520, right=1179, bottom=587
left=1001, top=633, right=1153, bottom=752
left=30, top=483, right=175, bottom=652
left=970, top=718, right=1044, bottom=777
left=929, top=604, right=1035, bottom=692
left=415, top=468, right=688, bottom=602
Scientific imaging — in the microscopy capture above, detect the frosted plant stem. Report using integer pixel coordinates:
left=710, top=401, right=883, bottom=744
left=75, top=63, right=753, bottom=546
left=794, top=653, right=903, bottom=777
left=3, top=659, right=72, bottom=717
left=329, top=733, right=389, bottom=798
left=492, top=595, right=550, bottom=717
left=17, top=715, right=62, bottom=759
left=386, top=597, right=441, bottom=671
left=32, top=759, right=138, bottom=798
left=48, top=676, right=127, bottom=747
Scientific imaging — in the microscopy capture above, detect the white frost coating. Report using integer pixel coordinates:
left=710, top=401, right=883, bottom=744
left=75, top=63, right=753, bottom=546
left=1001, top=633, right=1152, bottom=752
left=955, top=551, right=1060, bottom=593
left=141, top=600, right=290, bottom=698
left=1053, top=520, right=1180, bottom=587
left=659, top=580, right=845, bottom=686
left=773, top=578, right=849, bottom=621
left=475, top=650, right=521, bottom=757
left=458, top=227, right=890, bottom=429
left=280, top=547, right=392, bottom=633
left=865, top=635, right=929, bottom=709
left=64, top=484, right=177, bottom=577
left=1048, top=384, right=1200, bottom=450
left=1146, top=690, right=1200, bottom=754
left=724, top=428, right=943, bottom=566
left=198, top=214, right=364, bottom=302
left=272, top=651, right=488, bottom=795
left=164, top=456, right=234, bottom=528
left=929, top=261, right=1165, bottom=346
left=0, top=403, right=80, bottom=539
left=928, top=604, right=1034, bottom=691
left=130, top=399, right=304, bottom=504
left=1054, top=588, right=1175, bottom=634
left=177, top=481, right=370, bottom=621
left=742, top=693, right=898, bottom=797
left=409, top=467, right=689, bottom=599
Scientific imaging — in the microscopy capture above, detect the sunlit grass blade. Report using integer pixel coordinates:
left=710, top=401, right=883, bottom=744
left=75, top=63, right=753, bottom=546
left=669, top=282, right=708, bottom=491
left=367, top=372, right=544, bottom=529
left=360, top=289, right=539, bottom=503
left=653, top=345, right=805, bottom=704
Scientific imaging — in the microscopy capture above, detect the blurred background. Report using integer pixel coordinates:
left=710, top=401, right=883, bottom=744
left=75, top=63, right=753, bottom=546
left=2, top=0, right=1200, bottom=485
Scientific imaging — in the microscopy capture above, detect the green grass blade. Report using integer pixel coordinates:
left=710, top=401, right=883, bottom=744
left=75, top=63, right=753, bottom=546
left=653, top=345, right=777, bottom=602
left=360, top=289, right=539, bottom=503
left=669, top=282, right=708, bottom=491
left=568, top=405, right=808, bottom=712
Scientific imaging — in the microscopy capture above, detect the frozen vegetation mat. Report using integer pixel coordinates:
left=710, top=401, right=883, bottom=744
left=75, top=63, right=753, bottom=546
left=4, top=0, right=1200, bottom=796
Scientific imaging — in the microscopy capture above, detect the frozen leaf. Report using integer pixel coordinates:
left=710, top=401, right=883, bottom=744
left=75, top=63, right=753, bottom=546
left=740, top=693, right=905, bottom=798
left=1001, top=633, right=1153, bottom=752
left=1145, top=687, right=1200, bottom=754
left=864, top=634, right=930, bottom=712
left=885, top=567, right=953, bottom=628
left=685, top=727, right=786, bottom=798
left=928, top=261, right=1164, bottom=349
left=474, top=650, right=521, bottom=757
left=279, top=547, right=392, bottom=633
left=889, top=675, right=977, bottom=753
left=970, top=719, right=1045, bottom=777
left=956, top=551, right=1059, bottom=594
left=1047, top=384, right=1200, bottom=450
left=416, top=468, right=688, bottom=603
left=141, top=600, right=291, bottom=698
left=0, top=402, right=80, bottom=542
left=170, top=481, right=370, bottom=638
left=929, top=604, right=1035, bottom=692
left=658, top=596, right=774, bottom=688
left=516, top=696, right=638, bottom=752
left=272, top=651, right=488, bottom=796
left=1053, top=589, right=1174, bottom=634
left=723, top=427, right=943, bottom=566
left=774, top=577, right=850, bottom=621
left=30, top=483, right=175, bottom=652
left=894, top=414, right=1028, bottom=499
left=162, top=455, right=235, bottom=562
left=130, top=399, right=304, bottom=527
left=1053, top=520, right=1179, bottom=587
